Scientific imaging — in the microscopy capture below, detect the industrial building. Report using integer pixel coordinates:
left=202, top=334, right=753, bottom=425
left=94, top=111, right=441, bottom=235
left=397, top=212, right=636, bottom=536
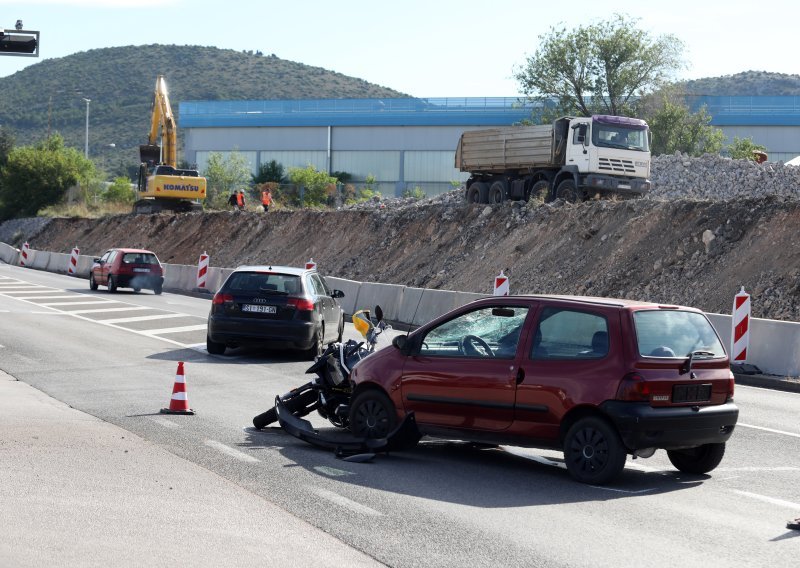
left=179, top=96, right=800, bottom=197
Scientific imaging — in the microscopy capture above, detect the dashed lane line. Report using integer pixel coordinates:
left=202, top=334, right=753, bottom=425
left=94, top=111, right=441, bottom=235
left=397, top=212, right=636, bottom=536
left=101, top=313, right=187, bottom=324
left=732, top=490, right=800, bottom=510
left=310, top=487, right=383, bottom=516
left=204, top=440, right=260, bottom=463
left=737, top=423, right=800, bottom=438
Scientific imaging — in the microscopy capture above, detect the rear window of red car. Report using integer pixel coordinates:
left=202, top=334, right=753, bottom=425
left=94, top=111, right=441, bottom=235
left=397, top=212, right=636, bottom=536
left=121, top=253, right=159, bottom=265
left=633, top=310, right=725, bottom=358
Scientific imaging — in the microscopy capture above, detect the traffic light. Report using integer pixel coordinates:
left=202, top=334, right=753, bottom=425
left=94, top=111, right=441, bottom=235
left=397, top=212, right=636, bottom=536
left=0, top=29, right=39, bottom=57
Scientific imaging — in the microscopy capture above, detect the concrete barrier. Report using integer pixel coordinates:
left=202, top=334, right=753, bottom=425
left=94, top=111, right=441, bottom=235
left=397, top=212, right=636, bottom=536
left=48, top=252, right=69, bottom=274
left=399, top=287, right=460, bottom=327
left=354, top=282, right=405, bottom=322
left=708, top=312, right=800, bottom=376
left=326, top=276, right=361, bottom=316
left=30, top=250, right=49, bottom=270
left=0, top=242, right=18, bottom=265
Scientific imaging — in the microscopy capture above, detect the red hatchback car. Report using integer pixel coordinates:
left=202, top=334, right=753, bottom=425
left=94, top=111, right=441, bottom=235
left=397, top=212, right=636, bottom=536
left=348, top=295, right=738, bottom=484
left=89, top=248, right=164, bottom=295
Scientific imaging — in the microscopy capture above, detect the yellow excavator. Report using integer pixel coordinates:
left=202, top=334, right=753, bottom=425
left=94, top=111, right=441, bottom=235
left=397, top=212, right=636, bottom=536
left=133, top=75, right=207, bottom=214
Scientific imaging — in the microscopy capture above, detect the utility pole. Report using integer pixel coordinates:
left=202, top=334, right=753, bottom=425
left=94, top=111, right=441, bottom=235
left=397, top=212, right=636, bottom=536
left=82, top=97, right=91, bottom=158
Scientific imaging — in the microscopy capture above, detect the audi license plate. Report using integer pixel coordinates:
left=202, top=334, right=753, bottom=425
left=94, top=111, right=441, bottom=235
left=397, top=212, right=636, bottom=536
left=242, top=304, right=276, bottom=314
left=672, top=383, right=712, bottom=403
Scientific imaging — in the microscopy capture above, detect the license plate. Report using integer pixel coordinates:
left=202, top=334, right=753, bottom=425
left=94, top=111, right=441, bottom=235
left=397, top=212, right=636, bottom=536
left=618, top=183, right=631, bottom=189
left=242, top=304, right=276, bottom=314
left=133, top=268, right=150, bottom=273
left=672, top=383, right=712, bottom=403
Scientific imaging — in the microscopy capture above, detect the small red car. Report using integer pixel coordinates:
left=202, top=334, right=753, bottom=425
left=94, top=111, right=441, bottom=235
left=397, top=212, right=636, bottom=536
left=89, top=248, right=164, bottom=295
left=348, top=295, right=738, bottom=484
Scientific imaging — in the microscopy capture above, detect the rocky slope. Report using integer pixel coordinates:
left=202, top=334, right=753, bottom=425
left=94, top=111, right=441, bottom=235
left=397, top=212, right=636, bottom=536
left=3, top=154, right=800, bottom=322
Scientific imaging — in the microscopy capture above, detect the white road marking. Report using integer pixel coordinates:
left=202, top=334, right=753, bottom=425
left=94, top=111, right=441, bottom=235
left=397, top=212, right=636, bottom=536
left=733, top=490, right=800, bottom=510
left=12, top=295, right=85, bottom=300
left=148, top=416, right=180, bottom=429
left=738, top=423, right=800, bottom=438
left=715, top=466, right=800, bottom=472
left=310, top=487, right=383, bottom=516
left=314, top=466, right=355, bottom=477
left=68, top=306, right=152, bottom=314
left=205, top=440, right=260, bottom=463
left=144, top=324, right=208, bottom=335
left=590, top=486, right=656, bottom=494
left=101, top=313, right=186, bottom=324
left=39, top=300, right=116, bottom=306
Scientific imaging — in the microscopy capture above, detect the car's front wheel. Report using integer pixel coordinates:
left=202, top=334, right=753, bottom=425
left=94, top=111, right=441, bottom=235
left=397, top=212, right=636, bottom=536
left=563, top=416, right=627, bottom=484
left=349, top=390, right=397, bottom=439
left=667, top=443, right=726, bottom=475
left=206, top=335, right=226, bottom=355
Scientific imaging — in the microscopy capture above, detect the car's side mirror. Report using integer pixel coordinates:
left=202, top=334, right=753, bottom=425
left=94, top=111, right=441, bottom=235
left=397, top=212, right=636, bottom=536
left=93, top=258, right=102, bottom=264
left=332, top=289, right=345, bottom=299
left=392, top=335, right=409, bottom=354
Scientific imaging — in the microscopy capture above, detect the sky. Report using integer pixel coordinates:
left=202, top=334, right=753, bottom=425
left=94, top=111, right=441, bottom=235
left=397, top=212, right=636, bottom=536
left=0, top=0, right=797, bottom=98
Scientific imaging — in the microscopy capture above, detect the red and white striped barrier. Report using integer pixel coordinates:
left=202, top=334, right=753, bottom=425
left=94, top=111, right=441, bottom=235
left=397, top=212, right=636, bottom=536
left=68, top=246, right=80, bottom=275
left=493, top=270, right=509, bottom=296
left=196, top=251, right=209, bottom=289
left=305, top=258, right=316, bottom=270
left=19, top=242, right=30, bottom=267
left=731, top=286, right=750, bottom=363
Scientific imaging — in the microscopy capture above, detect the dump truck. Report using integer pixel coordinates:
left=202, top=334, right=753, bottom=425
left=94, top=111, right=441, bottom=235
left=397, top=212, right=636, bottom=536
left=456, top=115, right=651, bottom=204
left=133, top=75, right=207, bottom=214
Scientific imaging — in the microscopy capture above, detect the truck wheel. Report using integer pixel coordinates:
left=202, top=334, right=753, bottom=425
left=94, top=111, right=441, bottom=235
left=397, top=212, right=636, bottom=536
left=489, top=181, right=506, bottom=204
left=528, top=180, right=551, bottom=203
left=556, top=179, right=583, bottom=203
left=466, top=182, right=489, bottom=204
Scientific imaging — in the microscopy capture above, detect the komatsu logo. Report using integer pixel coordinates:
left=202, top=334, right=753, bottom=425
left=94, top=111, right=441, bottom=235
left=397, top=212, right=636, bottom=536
left=164, top=183, right=200, bottom=192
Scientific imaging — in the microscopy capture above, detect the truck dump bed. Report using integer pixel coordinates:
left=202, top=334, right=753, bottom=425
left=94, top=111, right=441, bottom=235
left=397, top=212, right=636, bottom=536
left=456, top=125, right=556, bottom=173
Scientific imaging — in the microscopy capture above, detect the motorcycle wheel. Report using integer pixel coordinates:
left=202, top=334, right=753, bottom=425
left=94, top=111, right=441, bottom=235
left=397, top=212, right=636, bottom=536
left=252, top=388, right=318, bottom=430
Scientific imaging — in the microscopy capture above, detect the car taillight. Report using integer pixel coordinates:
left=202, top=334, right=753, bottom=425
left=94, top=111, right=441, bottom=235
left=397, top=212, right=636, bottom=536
left=615, top=372, right=651, bottom=402
left=288, top=296, right=314, bottom=311
left=727, top=370, right=735, bottom=402
left=212, top=292, right=234, bottom=305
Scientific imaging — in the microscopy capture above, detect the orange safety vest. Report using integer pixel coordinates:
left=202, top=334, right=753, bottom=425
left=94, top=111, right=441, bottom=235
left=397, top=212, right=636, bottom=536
left=236, top=192, right=244, bottom=206
left=261, top=191, right=272, bottom=206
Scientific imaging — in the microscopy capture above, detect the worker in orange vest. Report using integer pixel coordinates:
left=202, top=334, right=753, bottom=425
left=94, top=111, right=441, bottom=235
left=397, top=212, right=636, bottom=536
left=261, top=187, right=273, bottom=213
left=236, top=189, right=246, bottom=211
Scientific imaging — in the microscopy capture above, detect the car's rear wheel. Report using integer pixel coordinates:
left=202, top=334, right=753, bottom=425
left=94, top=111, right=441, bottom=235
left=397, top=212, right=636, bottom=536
left=153, top=283, right=163, bottom=295
left=667, top=443, right=726, bottom=474
left=133, top=287, right=141, bottom=293
left=107, top=275, right=117, bottom=293
left=563, top=416, right=627, bottom=484
left=349, top=390, right=397, bottom=439
left=305, top=324, right=324, bottom=360
left=89, top=273, right=98, bottom=290
left=206, top=335, right=226, bottom=355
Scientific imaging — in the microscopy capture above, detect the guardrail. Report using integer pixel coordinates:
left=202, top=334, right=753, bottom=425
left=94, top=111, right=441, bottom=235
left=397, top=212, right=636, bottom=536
left=1, top=241, right=797, bottom=377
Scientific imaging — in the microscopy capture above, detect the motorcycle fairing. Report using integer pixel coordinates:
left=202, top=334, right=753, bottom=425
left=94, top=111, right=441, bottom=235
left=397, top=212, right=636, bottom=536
left=275, top=396, right=421, bottom=456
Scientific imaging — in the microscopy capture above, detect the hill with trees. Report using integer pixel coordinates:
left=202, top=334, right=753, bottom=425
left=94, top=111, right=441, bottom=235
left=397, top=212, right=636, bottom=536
left=0, top=44, right=406, bottom=176
left=681, top=71, right=800, bottom=96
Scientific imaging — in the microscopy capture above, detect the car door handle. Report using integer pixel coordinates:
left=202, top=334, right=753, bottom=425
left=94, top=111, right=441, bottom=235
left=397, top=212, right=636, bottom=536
left=516, top=367, right=525, bottom=385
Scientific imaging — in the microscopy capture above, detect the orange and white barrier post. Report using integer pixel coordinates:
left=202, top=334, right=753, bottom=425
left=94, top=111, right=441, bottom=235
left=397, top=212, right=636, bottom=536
left=196, top=251, right=209, bottom=289
left=305, top=258, right=317, bottom=270
left=493, top=270, right=509, bottom=296
left=68, top=246, right=80, bottom=275
left=161, top=361, right=195, bottom=415
left=731, top=286, right=750, bottom=363
left=19, top=242, right=30, bottom=267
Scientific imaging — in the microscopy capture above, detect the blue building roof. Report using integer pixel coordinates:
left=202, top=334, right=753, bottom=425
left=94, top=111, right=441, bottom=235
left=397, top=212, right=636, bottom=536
left=178, top=96, right=800, bottom=128
left=179, top=97, right=535, bottom=127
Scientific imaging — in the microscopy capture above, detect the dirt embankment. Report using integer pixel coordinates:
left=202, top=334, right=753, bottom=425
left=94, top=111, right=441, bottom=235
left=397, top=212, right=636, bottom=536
left=11, top=192, right=800, bottom=322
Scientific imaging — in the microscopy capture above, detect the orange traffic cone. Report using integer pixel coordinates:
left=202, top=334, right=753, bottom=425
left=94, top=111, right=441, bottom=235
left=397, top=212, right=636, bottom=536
left=160, top=361, right=195, bottom=415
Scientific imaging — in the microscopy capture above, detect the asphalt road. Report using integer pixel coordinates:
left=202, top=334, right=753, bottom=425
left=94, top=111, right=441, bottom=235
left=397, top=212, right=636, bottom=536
left=1, top=263, right=799, bottom=567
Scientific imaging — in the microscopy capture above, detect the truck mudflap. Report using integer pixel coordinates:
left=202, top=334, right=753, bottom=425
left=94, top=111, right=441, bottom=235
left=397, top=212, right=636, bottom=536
left=275, top=397, right=421, bottom=457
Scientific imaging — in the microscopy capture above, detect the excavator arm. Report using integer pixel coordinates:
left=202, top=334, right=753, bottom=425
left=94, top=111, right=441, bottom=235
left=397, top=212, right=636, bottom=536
left=140, top=75, right=177, bottom=168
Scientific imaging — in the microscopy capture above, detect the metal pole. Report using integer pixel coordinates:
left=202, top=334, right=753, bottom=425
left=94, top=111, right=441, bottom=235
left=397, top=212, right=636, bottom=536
left=82, top=98, right=91, bottom=158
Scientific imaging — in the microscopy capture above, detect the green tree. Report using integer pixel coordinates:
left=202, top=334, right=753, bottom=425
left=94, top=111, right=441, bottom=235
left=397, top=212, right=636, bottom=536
left=0, top=134, right=94, bottom=219
left=202, top=151, right=252, bottom=206
left=727, top=136, right=767, bottom=161
left=103, top=176, right=135, bottom=204
left=515, top=14, right=684, bottom=119
left=0, top=127, right=14, bottom=167
left=641, top=90, right=724, bottom=156
left=287, top=164, right=336, bottom=207
left=252, top=159, right=285, bottom=184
